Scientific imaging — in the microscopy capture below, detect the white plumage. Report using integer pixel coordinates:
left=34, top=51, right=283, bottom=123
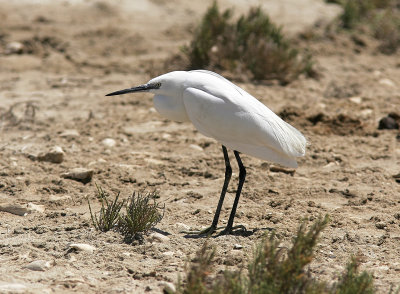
left=181, top=70, right=306, bottom=167
left=106, top=70, right=306, bottom=235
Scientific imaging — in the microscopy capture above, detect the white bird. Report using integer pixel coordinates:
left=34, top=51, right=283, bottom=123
left=106, top=70, right=306, bottom=236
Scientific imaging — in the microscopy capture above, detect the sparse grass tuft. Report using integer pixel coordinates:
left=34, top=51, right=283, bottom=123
left=184, top=1, right=315, bottom=84
left=246, top=215, right=329, bottom=293
left=329, top=0, right=400, bottom=54
left=118, top=191, right=164, bottom=243
left=88, top=185, right=124, bottom=232
left=175, top=242, right=217, bottom=294
left=88, top=187, right=164, bottom=243
left=334, top=256, right=374, bottom=294
left=374, top=9, right=400, bottom=54
left=174, top=215, right=380, bottom=294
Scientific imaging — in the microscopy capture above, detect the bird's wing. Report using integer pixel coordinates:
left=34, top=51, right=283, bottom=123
left=189, top=70, right=247, bottom=96
left=183, top=87, right=306, bottom=168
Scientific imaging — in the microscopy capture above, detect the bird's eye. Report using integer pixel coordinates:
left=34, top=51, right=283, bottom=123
left=154, top=82, right=162, bottom=89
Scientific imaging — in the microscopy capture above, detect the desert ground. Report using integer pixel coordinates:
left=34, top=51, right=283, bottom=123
left=0, top=0, right=400, bottom=293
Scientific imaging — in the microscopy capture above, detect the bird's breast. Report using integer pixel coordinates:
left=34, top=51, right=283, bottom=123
left=153, top=94, right=189, bottom=122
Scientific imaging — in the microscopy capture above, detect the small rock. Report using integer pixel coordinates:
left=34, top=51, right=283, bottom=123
left=5, top=41, right=24, bottom=54
left=379, top=78, right=395, bottom=87
left=0, top=202, right=44, bottom=216
left=162, top=251, right=175, bottom=257
left=375, top=222, right=387, bottom=230
left=61, top=168, right=93, bottom=184
left=37, top=146, right=64, bottom=163
left=270, top=165, right=295, bottom=175
left=59, top=129, right=80, bottom=138
left=349, top=96, right=362, bottom=104
left=69, top=243, right=96, bottom=253
left=160, top=281, right=176, bottom=293
left=145, top=158, right=164, bottom=165
left=162, top=133, right=171, bottom=140
left=49, top=195, right=72, bottom=202
left=88, top=158, right=107, bottom=167
left=24, top=260, right=52, bottom=271
left=102, top=138, right=116, bottom=148
left=378, top=116, right=399, bottom=130
left=0, top=283, right=27, bottom=291
left=149, top=232, right=169, bottom=243
left=189, top=144, right=203, bottom=151
left=359, top=108, right=373, bottom=118
left=393, top=174, right=400, bottom=184
left=233, top=244, right=243, bottom=250
left=175, top=222, right=191, bottom=232
left=323, top=162, right=339, bottom=169
left=27, top=203, right=45, bottom=213
left=0, top=203, right=30, bottom=216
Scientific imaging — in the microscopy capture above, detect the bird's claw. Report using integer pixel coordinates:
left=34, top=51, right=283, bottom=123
left=217, top=224, right=247, bottom=236
left=183, top=224, right=248, bottom=237
left=182, top=225, right=223, bottom=236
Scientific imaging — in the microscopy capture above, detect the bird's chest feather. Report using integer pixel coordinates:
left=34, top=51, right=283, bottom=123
left=153, top=94, right=189, bottom=122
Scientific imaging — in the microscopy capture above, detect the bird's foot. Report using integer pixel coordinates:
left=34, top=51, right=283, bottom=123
left=218, top=224, right=247, bottom=236
left=182, top=225, right=223, bottom=236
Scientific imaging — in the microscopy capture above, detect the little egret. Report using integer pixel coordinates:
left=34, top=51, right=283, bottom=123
left=106, top=70, right=306, bottom=236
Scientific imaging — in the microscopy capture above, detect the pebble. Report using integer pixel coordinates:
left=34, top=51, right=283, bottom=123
left=349, top=96, right=362, bottom=104
left=233, top=244, right=243, bottom=250
left=5, top=41, right=24, bottom=54
left=162, top=251, right=175, bottom=257
left=189, top=144, right=203, bottom=151
left=379, top=78, right=395, bottom=87
left=144, top=158, right=164, bottom=165
left=102, top=138, right=116, bottom=148
left=359, top=108, right=373, bottom=118
left=24, top=260, right=52, bottom=271
left=0, top=202, right=45, bottom=216
left=69, top=243, right=96, bottom=253
left=269, top=165, right=295, bottom=175
left=162, top=133, right=171, bottom=140
left=48, top=195, right=71, bottom=202
left=378, top=116, right=399, bottom=130
left=0, top=283, right=27, bottom=291
left=59, top=129, right=80, bottom=138
left=160, top=281, right=176, bottom=293
left=0, top=203, right=30, bottom=216
left=61, top=168, right=93, bottom=184
left=375, top=222, right=387, bottom=230
left=149, top=232, right=170, bottom=243
left=88, top=158, right=107, bottom=167
left=175, top=222, right=191, bottom=231
left=37, top=146, right=64, bottom=163
left=27, top=203, right=45, bottom=213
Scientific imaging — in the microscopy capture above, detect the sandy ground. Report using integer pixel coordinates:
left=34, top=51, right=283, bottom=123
left=1, top=0, right=400, bottom=293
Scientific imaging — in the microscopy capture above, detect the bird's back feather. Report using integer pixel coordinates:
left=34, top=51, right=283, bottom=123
left=183, top=71, right=306, bottom=168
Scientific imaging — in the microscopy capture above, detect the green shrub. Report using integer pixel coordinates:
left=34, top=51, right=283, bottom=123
left=88, top=187, right=164, bottom=243
left=335, top=257, right=374, bottom=294
left=184, top=2, right=315, bottom=84
left=88, top=185, right=124, bottom=232
left=329, top=0, right=399, bottom=53
left=374, top=9, right=400, bottom=54
left=118, top=191, right=164, bottom=243
left=174, top=215, right=379, bottom=294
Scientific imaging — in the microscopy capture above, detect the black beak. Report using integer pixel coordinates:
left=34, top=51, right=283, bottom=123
left=106, top=84, right=152, bottom=96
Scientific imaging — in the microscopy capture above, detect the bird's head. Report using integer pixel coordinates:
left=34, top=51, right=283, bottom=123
left=105, top=71, right=185, bottom=97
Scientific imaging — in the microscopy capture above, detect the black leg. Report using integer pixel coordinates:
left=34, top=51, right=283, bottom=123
left=183, top=145, right=232, bottom=236
left=210, top=145, right=232, bottom=229
left=220, top=150, right=246, bottom=235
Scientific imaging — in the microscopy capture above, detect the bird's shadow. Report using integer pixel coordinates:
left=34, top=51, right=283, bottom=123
left=183, top=227, right=268, bottom=239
